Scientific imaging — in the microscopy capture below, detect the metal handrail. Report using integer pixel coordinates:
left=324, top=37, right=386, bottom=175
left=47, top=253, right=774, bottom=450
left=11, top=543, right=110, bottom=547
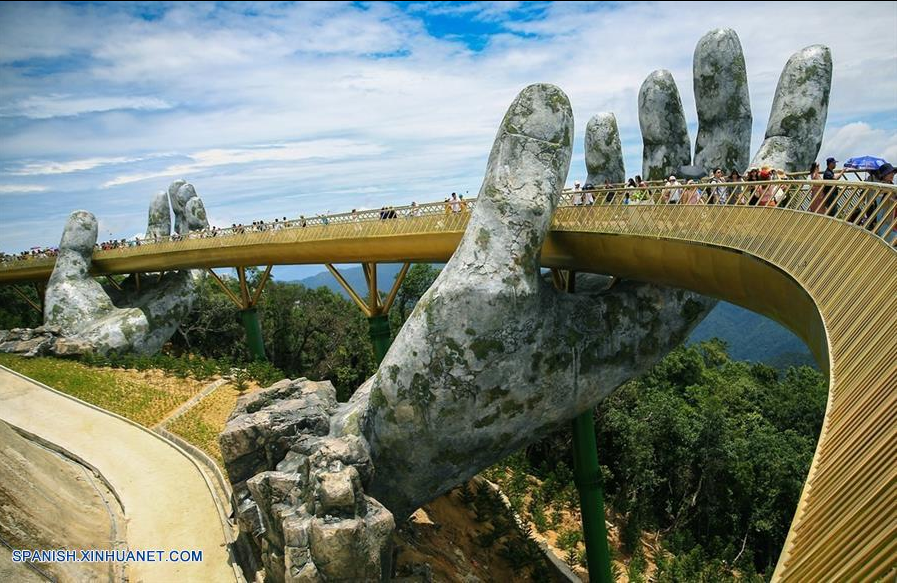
left=1, top=180, right=894, bottom=271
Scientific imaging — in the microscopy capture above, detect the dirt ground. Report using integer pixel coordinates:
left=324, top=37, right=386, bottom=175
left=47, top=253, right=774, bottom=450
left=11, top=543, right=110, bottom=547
left=0, top=419, right=125, bottom=583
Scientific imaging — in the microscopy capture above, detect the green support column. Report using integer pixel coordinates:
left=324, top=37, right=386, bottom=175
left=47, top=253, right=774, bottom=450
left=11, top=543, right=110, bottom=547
left=559, top=268, right=613, bottom=582
left=240, top=307, right=266, bottom=361
left=572, top=411, right=613, bottom=582
left=368, top=313, right=392, bottom=364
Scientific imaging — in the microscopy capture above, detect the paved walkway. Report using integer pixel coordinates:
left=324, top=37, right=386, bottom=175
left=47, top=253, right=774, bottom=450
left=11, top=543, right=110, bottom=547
left=0, top=367, right=237, bottom=583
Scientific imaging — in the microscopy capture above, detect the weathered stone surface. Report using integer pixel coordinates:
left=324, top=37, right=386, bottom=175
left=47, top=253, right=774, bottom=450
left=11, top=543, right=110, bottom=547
left=362, top=84, right=714, bottom=518
left=146, top=190, right=171, bottom=240
left=221, top=378, right=394, bottom=582
left=41, top=180, right=207, bottom=355
left=309, top=518, right=364, bottom=578
left=0, top=327, right=96, bottom=357
left=184, top=196, right=209, bottom=232
left=751, top=45, right=832, bottom=171
left=639, top=70, right=691, bottom=181
left=173, top=183, right=198, bottom=235
left=219, top=397, right=330, bottom=486
left=0, top=335, right=53, bottom=357
left=585, top=113, right=625, bottom=185
left=316, top=466, right=358, bottom=516
left=168, top=179, right=188, bottom=234
left=52, top=337, right=95, bottom=356
left=693, top=28, right=751, bottom=173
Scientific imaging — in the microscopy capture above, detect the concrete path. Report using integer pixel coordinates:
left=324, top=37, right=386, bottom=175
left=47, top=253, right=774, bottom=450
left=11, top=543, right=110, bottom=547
left=0, top=366, right=238, bottom=583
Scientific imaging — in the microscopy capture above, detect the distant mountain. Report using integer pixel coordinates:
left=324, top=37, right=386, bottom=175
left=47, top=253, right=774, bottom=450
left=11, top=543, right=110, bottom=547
left=687, top=302, right=815, bottom=369
left=291, top=264, right=431, bottom=298
left=293, top=267, right=815, bottom=370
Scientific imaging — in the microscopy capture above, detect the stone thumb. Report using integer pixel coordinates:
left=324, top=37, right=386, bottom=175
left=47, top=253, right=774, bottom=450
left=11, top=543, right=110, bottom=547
left=453, top=83, right=572, bottom=289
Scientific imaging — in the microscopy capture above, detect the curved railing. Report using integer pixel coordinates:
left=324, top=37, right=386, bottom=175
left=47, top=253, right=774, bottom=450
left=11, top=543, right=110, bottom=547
left=1, top=179, right=895, bottom=580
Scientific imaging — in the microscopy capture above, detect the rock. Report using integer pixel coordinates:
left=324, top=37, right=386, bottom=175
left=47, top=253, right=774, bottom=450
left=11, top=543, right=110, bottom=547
left=639, top=70, right=691, bottom=181
left=146, top=191, right=171, bottom=240
left=52, top=337, right=94, bottom=357
left=309, top=518, right=363, bottom=578
left=219, top=398, right=330, bottom=486
left=289, top=561, right=322, bottom=583
left=0, top=335, right=53, bottom=357
left=316, top=466, right=358, bottom=517
left=585, top=113, right=625, bottom=185
left=752, top=45, right=832, bottom=171
left=693, top=28, right=751, bottom=173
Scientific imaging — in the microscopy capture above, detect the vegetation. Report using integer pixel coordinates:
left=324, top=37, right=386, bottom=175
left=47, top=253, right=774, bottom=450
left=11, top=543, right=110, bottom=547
left=172, top=272, right=375, bottom=401
left=489, top=339, right=827, bottom=580
left=0, top=285, right=42, bottom=329
left=166, top=385, right=242, bottom=468
left=0, top=353, right=198, bottom=426
left=80, top=351, right=284, bottom=386
left=388, top=264, right=440, bottom=335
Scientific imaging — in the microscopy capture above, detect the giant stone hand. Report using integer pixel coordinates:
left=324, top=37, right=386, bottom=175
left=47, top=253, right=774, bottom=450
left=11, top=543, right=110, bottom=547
left=587, top=28, right=832, bottom=181
left=44, top=182, right=207, bottom=354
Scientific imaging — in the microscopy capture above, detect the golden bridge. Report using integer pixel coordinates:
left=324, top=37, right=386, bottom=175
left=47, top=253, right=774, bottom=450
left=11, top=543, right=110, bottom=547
left=2, top=179, right=895, bottom=581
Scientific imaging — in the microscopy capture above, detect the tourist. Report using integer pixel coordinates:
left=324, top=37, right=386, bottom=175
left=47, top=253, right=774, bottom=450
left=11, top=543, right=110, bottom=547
left=665, top=175, right=682, bottom=204
left=450, top=192, right=461, bottom=213
left=583, top=186, right=595, bottom=205
left=807, top=162, right=827, bottom=213
left=573, top=182, right=583, bottom=206
left=822, top=157, right=846, bottom=216
left=708, top=167, right=726, bottom=204
left=683, top=180, right=703, bottom=205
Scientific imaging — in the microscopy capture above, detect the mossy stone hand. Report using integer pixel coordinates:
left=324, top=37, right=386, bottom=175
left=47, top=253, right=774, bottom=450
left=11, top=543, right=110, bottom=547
left=44, top=182, right=207, bottom=355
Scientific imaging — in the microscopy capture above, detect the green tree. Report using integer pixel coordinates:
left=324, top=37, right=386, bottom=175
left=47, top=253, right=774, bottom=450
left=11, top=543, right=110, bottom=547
left=388, top=264, right=440, bottom=335
left=0, top=285, right=42, bottom=329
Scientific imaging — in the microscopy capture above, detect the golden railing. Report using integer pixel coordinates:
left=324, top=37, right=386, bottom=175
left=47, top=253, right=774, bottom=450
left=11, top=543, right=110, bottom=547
left=1, top=180, right=895, bottom=580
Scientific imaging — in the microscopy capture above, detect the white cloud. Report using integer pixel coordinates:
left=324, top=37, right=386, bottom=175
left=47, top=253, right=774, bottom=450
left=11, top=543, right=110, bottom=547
left=821, top=122, right=897, bottom=165
left=0, top=184, right=48, bottom=194
left=0, top=94, right=172, bottom=119
left=9, top=155, right=156, bottom=176
left=101, top=139, right=389, bottom=188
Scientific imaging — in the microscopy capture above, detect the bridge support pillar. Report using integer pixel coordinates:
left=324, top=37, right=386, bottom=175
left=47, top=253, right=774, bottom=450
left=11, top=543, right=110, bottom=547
left=572, top=411, right=613, bottom=583
left=207, top=266, right=274, bottom=361
left=553, top=268, right=613, bottom=583
left=368, top=314, right=392, bottom=364
left=326, top=262, right=411, bottom=366
left=240, top=307, right=266, bottom=361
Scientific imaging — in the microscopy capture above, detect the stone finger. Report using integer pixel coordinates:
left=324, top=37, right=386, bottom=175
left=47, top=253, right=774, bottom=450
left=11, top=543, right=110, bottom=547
left=146, top=190, right=171, bottom=240
left=693, top=28, right=751, bottom=174
left=751, top=45, right=832, bottom=171
left=585, top=113, right=625, bottom=185
left=639, top=69, right=691, bottom=181
left=184, top=196, right=209, bottom=231
left=44, top=210, right=116, bottom=331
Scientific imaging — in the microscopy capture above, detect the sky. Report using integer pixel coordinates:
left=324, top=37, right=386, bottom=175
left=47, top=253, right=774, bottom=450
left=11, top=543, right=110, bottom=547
left=1, top=1, right=896, bottom=280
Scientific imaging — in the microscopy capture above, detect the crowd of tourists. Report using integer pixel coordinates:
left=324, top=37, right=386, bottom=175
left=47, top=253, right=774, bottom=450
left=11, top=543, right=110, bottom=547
left=3, top=161, right=893, bottom=264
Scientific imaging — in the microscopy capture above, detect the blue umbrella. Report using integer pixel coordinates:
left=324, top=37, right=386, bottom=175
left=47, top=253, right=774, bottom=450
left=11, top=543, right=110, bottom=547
left=843, top=156, right=888, bottom=171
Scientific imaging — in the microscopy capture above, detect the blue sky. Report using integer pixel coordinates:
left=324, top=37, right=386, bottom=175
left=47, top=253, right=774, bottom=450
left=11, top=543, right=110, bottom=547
left=1, top=1, right=895, bottom=280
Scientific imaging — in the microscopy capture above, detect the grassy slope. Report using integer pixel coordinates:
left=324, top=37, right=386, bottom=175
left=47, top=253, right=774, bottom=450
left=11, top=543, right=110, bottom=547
left=0, top=354, right=199, bottom=426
